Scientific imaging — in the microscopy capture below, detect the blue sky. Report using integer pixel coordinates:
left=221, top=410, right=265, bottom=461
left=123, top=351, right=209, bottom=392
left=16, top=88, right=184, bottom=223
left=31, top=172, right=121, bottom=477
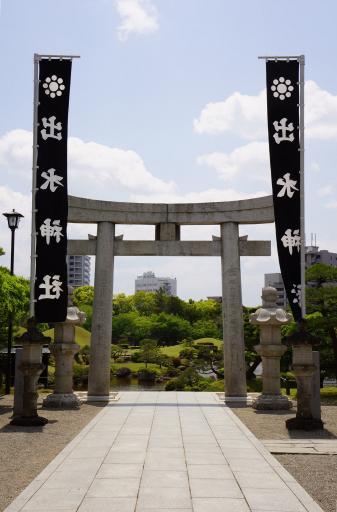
left=1, top=0, right=336, bottom=305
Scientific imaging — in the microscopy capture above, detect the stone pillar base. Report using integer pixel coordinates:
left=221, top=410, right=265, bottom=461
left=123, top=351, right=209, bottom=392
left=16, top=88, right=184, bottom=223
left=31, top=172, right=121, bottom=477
left=286, top=417, right=324, bottom=430
left=10, top=415, right=48, bottom=426
left=253, top=394, right=292, bottom=410
left=42, top=393, right=81, bottom=409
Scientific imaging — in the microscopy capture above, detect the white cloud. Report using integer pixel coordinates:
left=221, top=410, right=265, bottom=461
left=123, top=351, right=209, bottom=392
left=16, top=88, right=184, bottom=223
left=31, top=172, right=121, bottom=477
left=194, top=89, right=266, bottom=140
left=115, top=0, right=158, bottom=41
left=130, top=185, right=267, bottom=204
left=0, top=129, right=32, bottom=174
left=194, top=81, right=337, bottom=141
left=0, top=130, right=175, bottom=196
left=0, top=186, right=31, bottom=278
left=197, top=142, right=271, bottom=185
left=326, top=201, right=337, bottom=209
left=68, top=136, right=175, bottom=194
left=317, top=185, right=335, bottom=197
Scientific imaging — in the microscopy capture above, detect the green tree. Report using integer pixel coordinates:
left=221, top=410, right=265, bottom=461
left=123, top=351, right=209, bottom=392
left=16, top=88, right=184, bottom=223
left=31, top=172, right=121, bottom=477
left=243, top=306, right=262, bottom=379
left=194, top=343, right=224, bottom=378
left=305, top=264, right=337, bottom=377
left=73, top=285, right=94, bottom=306
left=191, top=319, right=221, bottom=340
left=113, top=293, right=135, bottom=315
left=0, top=247, right=4, bottom=256
left=133, top=291, right=156, bottom=316
left=111, top=343, right=127, bottom=362
left=151, top=312, right=191, bottom=345
left=0, top=267, right=30, bottom=349
left=179, top=347, right=198, bottom=361
left=139, top=339, right=160, bottom=368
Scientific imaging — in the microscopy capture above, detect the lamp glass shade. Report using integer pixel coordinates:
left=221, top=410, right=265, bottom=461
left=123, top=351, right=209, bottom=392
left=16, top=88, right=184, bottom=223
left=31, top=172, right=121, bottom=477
left=3, top=210, right=24, bottom=230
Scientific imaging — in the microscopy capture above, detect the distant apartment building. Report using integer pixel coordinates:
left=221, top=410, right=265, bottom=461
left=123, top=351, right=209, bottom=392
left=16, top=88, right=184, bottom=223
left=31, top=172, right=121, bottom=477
left=305, top=245, right=337, bottom=269
left=264, top=245, right=337, bottom=305
left=67, top=255, right=91, bottom=288
left=135, top=271, right=177, bottom=296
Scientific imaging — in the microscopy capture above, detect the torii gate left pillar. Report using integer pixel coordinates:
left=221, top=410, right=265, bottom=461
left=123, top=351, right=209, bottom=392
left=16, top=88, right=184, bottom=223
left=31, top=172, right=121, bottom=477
left=221, top=222, right=246, bottom=397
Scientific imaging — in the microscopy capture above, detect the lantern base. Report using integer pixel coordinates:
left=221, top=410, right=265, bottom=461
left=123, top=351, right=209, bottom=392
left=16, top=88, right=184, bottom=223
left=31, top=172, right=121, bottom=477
left=10, top=415, right=49, bottom=426
left=286, top=417, right=324, bottom=431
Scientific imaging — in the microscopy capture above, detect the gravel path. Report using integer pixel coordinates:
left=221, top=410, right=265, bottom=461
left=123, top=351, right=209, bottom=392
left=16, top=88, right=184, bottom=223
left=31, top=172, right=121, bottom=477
left=0, top=394, right=104, bottom=511
left=232, top=404, right=337, bottom=512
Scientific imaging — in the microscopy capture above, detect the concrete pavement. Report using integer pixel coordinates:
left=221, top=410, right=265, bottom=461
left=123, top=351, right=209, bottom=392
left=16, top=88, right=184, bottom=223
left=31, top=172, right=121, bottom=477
left=5, top=392, right=324, bottom=512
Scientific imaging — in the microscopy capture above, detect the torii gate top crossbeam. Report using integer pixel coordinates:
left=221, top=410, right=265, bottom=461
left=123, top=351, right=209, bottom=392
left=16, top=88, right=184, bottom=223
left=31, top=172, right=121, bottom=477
left=68, top=195, right=274, bottom=225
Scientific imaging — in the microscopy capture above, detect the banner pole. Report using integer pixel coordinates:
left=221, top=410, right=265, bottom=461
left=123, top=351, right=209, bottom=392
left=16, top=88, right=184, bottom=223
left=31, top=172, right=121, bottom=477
left=29, top=53, right=39, bottom=317
left=299, top=54, right=306, bottom=317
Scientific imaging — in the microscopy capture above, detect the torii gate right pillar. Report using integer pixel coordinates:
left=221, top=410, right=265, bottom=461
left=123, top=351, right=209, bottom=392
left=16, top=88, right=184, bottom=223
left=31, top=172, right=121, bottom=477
left=221, top=222, right=247, bottom=397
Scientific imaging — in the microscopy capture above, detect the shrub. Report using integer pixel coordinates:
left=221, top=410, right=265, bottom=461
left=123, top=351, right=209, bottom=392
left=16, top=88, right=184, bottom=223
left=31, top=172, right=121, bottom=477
left=73, top=364, right=89, bottom=389
left=116, top=367, right=132, bottom=378
left=247, top=378, right=263, bottom=392
left=216, top=368, right=224, bottom=379
left=179, top=348, right=197, bottom=360
left=171, top=356, right=181, bottom=368
left=77, top=344, right=90, bottom=365
left=165, top=378, right=184, bottom=391
left=131, top=351, right=141, bottom=362
left=137, top=368, right=158, bottom=382
left=164, top=367, right=180, bottom=377
left=164, top=368, right=203, bottom=391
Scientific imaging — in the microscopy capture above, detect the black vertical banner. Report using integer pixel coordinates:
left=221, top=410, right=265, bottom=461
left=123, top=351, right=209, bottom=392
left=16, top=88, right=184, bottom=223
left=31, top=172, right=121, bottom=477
left=266, top=60, right=302, bottom=321
left=35, top=60, right=72, bottom=322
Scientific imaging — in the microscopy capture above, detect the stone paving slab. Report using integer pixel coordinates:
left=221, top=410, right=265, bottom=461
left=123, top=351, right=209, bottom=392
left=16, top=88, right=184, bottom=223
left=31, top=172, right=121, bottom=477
left=262, top=439, right=337, bottom=454
left=5, top=392, right=324, bottom=512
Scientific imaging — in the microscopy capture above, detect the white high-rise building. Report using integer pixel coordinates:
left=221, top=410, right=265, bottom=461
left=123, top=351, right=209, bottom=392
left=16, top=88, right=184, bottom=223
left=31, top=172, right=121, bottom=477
left=67, top=255, right=91, bottom=288
left=135, top=271, right=177, bottom=296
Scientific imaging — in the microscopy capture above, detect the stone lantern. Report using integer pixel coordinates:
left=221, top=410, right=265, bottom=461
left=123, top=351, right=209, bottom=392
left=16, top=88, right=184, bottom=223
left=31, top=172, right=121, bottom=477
left=11, top=318, right=51, bottom=426
left=43, top=286, right=86, bottom=409
left=285, top=320, right=323, bottom=430
left=250, top=287, right=292, bottom=410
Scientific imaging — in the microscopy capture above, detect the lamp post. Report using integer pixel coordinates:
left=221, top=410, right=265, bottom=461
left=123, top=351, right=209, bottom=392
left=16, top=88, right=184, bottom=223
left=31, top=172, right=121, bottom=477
left=2, top=209, right=24, bottom=395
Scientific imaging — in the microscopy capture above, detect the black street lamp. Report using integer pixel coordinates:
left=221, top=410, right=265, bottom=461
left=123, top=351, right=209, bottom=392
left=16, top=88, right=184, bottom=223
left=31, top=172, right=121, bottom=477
left=2, top=209, right=24, bottom=394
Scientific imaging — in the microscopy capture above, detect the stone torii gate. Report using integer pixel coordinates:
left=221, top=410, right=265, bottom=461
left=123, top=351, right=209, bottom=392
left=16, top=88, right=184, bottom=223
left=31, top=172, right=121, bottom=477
left=67, top=194, right=274, bottom=399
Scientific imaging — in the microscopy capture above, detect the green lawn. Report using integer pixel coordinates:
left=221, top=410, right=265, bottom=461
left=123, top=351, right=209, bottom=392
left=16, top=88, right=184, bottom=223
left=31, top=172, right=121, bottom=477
left=42, top=326, right=91, bottom=348
left=160, top=338, right=222, bottom=357
left=16, top=325, right=91, bottom=348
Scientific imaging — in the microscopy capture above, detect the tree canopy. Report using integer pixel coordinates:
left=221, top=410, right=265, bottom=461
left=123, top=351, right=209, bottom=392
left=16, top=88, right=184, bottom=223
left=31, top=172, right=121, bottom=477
left=305, top=263, right=337, bottom=377
left=0, top=266, right=30, bottom=348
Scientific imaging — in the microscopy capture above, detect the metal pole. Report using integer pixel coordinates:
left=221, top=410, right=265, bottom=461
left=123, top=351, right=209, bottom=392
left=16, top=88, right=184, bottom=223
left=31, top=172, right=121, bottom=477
left=10, top=229, right=15, bottom=275
left=299, top=55, right=306, bottom=317
left=29, top=54, right=39, bottom=318
left=5, top=229, right=15, bottom=394
left=36, top=54, right=80, bottom=60
left=258, top=55, right=302, bottom=60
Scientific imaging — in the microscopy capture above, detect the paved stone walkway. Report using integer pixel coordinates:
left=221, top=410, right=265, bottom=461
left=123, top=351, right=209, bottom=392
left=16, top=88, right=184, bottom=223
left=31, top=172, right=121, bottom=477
left=6, top=392, right=323, bottom=512
left=263, top=439, right=337, bottom=455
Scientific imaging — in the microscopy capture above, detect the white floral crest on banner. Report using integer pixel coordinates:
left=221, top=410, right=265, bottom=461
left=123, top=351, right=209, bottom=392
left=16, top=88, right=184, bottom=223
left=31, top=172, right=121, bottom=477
left=43, top=75, right=66, bottom=98
left=271, top=77, right=294, bottom=101
left=291, top=283, right=302, bottom=306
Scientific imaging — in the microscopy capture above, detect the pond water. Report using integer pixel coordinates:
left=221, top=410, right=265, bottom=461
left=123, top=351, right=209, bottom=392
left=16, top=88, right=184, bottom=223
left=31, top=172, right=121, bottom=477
left=110, top=376, right=167, bottom=391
